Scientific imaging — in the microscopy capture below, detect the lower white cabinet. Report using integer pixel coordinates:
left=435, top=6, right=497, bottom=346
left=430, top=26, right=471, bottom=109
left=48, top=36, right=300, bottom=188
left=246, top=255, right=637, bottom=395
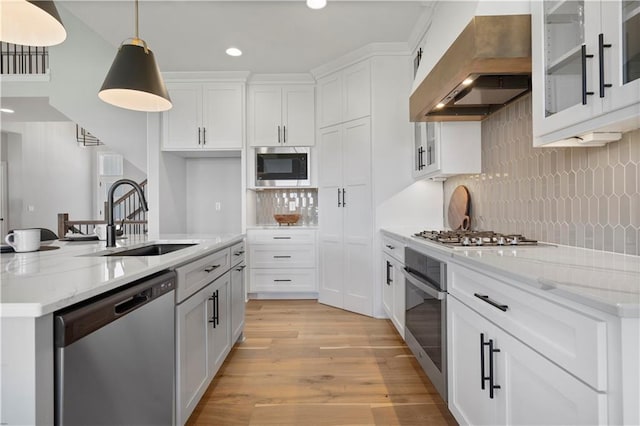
left=381, top=234, right=405, bottom=338
left=207, top=273, right=231, bottom=377
left=230, top=265, right=245, bottom=342
left=247, top=229, right=317, bottom=296
left=448, top=296, right=607, bottom=425
left=175, top=240, right=245, bottom=425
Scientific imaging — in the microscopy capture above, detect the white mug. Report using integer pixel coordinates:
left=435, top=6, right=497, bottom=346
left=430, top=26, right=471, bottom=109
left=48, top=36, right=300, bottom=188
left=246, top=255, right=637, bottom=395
left=5, top=229, right=41, bottom=253
left=94, top=224, right=107, bottom=240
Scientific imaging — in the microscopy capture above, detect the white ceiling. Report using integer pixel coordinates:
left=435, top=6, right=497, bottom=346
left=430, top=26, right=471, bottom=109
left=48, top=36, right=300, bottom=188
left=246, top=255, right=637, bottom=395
left=60, top=0, right=433, bottom=74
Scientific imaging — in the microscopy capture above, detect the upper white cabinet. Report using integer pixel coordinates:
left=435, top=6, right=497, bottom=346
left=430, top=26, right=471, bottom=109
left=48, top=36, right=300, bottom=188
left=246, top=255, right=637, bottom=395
left=248, top=85, right=315, bottom=146
left=317, top=61, right=371, bottom=128
left=163, top=82, right=244, bottom=151
left=413, top=121, right=481, bottom=181
left=532, top=0, right=640, bottom=146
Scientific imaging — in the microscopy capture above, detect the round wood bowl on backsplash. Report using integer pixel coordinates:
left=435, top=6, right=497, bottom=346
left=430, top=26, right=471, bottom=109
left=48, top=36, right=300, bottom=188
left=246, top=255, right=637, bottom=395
left=274, top=214, right=301, bottom=225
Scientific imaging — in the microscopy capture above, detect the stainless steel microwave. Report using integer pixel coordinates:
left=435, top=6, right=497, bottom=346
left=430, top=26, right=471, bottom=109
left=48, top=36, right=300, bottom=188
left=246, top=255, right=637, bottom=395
left=255, top=147, right=311, bottom=187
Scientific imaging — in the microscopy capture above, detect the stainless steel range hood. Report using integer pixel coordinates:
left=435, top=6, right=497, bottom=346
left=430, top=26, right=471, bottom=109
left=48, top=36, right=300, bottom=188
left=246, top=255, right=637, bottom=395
left=410, top=14, right=531, bottom=122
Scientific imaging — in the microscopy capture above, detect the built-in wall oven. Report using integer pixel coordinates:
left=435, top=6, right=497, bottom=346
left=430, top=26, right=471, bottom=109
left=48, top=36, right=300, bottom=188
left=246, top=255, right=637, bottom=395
left=255, top=147, right=310, bottom=187
left=402, top=246, right=447, bottom=401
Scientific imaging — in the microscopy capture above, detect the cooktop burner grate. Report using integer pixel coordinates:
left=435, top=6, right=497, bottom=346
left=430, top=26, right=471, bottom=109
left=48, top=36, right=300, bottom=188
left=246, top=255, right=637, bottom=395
left=413, top=230, right=538, bottom=247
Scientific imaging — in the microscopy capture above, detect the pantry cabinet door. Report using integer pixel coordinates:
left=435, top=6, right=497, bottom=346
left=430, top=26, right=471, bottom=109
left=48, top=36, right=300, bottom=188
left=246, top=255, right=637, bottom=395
left=342, top=117, right=372, bottom=316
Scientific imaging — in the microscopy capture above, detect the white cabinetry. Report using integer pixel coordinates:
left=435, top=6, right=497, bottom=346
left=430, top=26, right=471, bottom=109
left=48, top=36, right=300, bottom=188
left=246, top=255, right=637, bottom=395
left=248, top=85, right=315, bottom=146
left=381, top=234, right=405, bottom=337
left=163, top=82, right=244, bottom=151
left=174, top=241, right=244, bottom=425
left=447, top=262, right=609, bottom=426
left=413, top=121, right=481, bottom=181
left=532, top=0, right=640, bottom=146
left=317, top=61, right=371, bottom=128
left=247, top=229, right=317, bottom=295
left=230, top=241, right=246, bottom=343
left=449, top=296, right=607, bottom=426
left=318, top=117, right=373, bottom=316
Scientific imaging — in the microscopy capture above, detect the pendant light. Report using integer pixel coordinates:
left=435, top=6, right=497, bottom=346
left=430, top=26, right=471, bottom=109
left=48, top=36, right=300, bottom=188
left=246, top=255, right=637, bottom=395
left=98, top=0, right=171, bottom=112
left=0, top=0, right=66, bottom=46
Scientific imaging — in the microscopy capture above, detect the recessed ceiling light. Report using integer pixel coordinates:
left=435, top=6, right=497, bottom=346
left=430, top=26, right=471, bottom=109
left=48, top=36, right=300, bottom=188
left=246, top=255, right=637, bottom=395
left=226, top=47, right=242, bottom=57
left=462, top=78, right=474, bottom=86
left=307, top=0, right=327, bottom=9
left=1, top=108, right=15, bottom=114
left=435, top=102, right=445, bottom=109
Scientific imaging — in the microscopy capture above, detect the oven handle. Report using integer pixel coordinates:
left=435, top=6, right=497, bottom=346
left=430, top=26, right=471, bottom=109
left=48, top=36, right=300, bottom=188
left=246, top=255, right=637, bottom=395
left=402, top=268, right=445, bottom=300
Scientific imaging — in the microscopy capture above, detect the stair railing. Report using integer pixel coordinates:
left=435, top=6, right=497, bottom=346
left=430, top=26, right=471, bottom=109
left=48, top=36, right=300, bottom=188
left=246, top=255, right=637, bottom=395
left=1, top=42, right=48, bottom=75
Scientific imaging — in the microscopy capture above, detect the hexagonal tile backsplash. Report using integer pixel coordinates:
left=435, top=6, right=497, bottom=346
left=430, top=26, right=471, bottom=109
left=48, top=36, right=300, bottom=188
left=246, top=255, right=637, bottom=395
left=444, top=93, right=640, bottom=255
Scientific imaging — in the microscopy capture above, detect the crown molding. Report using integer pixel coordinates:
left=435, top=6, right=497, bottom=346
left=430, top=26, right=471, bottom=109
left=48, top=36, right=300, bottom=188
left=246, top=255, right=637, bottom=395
left=310, top=42, right=410, bottom=79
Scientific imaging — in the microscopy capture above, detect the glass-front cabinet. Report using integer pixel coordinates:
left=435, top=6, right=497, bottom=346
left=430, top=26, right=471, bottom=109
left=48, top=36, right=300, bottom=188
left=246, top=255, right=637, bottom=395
left=532, top=0, right=640, bottom=146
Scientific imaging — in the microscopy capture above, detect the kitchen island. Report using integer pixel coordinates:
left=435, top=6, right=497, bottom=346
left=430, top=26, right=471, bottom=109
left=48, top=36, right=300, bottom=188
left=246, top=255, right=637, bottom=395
left=0, top=233, right=244, bottom=425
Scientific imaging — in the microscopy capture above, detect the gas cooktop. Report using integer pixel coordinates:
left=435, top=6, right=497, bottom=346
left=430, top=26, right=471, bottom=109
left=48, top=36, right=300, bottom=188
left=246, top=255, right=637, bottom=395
left=413, top=230, right=540, bottom=248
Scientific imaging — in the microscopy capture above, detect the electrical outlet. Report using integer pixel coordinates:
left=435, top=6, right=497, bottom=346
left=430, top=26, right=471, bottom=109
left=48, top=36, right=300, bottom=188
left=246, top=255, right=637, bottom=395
left=27, top=205, right=35, bottom=212
left=215, top=202, right=221, bottom=211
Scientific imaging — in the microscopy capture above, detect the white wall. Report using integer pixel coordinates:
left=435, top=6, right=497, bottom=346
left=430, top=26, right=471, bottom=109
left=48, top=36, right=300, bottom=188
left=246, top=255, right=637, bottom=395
left=186, top=158, right=242, bottom=234
left=0, top=122, right=94, bottom=235
left=48, top=5, right=149, bottom=172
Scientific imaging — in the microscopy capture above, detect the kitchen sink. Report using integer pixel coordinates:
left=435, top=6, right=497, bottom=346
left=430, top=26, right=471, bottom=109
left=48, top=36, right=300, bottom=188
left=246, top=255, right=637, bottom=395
left=102, top=243, right=197, bottom=257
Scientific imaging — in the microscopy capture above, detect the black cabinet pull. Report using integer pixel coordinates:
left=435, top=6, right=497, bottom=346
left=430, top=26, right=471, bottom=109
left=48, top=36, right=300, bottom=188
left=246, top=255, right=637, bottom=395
left=273, top=236, right=291, bottom=240
left=342, top=188, right=346, bottom=207
left=273, top=255, right=292, bottom=259
left=277, top=125, right=281, bottom=143
left=488, top=338, right=501, bottom=399
left=235, top=265, right=246, bottom=272
left=474, top=293, right=509, bottom=312
left=234, top=250, right=245, bottom=256
left=283, top=125, right=286, bottom=143
left=417, top=146, right=425, bottom=170
left=385, top=244, right=395, bottom=250
left=202, top=127, right=207, bottom=145
left=598, top=33, right=612, bottom=98
left=205, top=264, right=221, bottom=273
left=208, top=291, right=219, bottom=328
left=337, top=188, right=342, bottom=207
left=274, top=279, right=292, bottom=282
left=581, top=44, right=595, bottom=105
left=386, top=261, right=393, bottom=285
left=480, top=333, right=488, bottom=391
left=198, top=127, right=202, bottom=145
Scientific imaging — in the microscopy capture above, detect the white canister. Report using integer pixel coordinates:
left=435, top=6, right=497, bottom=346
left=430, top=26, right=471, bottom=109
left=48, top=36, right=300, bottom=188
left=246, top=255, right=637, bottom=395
left=5, top=229, right=41, bottom=253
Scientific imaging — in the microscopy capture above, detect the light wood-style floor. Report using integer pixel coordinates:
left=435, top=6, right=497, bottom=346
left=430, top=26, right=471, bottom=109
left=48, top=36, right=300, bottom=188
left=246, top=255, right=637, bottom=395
left=187, top=300, right=457, bottom=426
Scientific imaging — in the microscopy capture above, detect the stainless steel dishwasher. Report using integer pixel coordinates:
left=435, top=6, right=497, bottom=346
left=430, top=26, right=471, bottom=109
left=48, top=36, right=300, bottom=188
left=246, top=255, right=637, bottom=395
left=54, top=270, right=176, bottom=426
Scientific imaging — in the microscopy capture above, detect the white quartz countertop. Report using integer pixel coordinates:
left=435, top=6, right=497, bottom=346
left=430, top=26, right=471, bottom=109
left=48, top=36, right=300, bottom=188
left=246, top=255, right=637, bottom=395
left=0, top=233, right=243, bottom=318
left=381, top=228, right=640, bottom=318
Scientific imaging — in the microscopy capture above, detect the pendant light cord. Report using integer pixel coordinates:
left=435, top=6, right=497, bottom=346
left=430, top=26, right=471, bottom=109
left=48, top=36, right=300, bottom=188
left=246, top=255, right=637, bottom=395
left=135, top=0, right=139, bottom=40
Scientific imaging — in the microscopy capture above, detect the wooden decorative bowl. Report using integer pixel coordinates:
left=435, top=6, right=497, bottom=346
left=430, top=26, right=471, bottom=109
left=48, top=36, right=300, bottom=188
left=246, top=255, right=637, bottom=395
left=274, top=214, right=301, bottom=225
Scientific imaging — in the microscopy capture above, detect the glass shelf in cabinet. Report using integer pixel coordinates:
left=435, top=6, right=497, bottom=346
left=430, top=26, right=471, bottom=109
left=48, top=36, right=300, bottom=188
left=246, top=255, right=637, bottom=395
left=547, top=45, right=582, bottom=75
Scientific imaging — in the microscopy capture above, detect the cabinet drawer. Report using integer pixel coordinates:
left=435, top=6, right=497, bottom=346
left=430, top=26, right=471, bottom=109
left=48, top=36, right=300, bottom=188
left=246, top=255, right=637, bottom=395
left=382, top=235, right=404, bottom=263
left=230, top=241, right=245, bottom=266
left=249, top=244, right=315, bottom=268
left=249, top=269, right=316, bottom=292
left=449, top=263, right=607, bottom=391
left=248, top=229, right=316, bottom=244
left=176, top=248, right=231, bottom=303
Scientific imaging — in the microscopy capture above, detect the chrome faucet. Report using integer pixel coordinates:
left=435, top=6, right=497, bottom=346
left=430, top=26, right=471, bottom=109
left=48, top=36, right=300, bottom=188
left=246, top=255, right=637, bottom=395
left=106, top=179, right=148, bottom=247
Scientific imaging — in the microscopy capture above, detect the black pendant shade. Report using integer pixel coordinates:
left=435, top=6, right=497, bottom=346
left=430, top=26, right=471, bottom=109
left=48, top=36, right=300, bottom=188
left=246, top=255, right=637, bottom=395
left=98, top=42, right=172, bottom=112
left=0, top=0, right=67, bottom=47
